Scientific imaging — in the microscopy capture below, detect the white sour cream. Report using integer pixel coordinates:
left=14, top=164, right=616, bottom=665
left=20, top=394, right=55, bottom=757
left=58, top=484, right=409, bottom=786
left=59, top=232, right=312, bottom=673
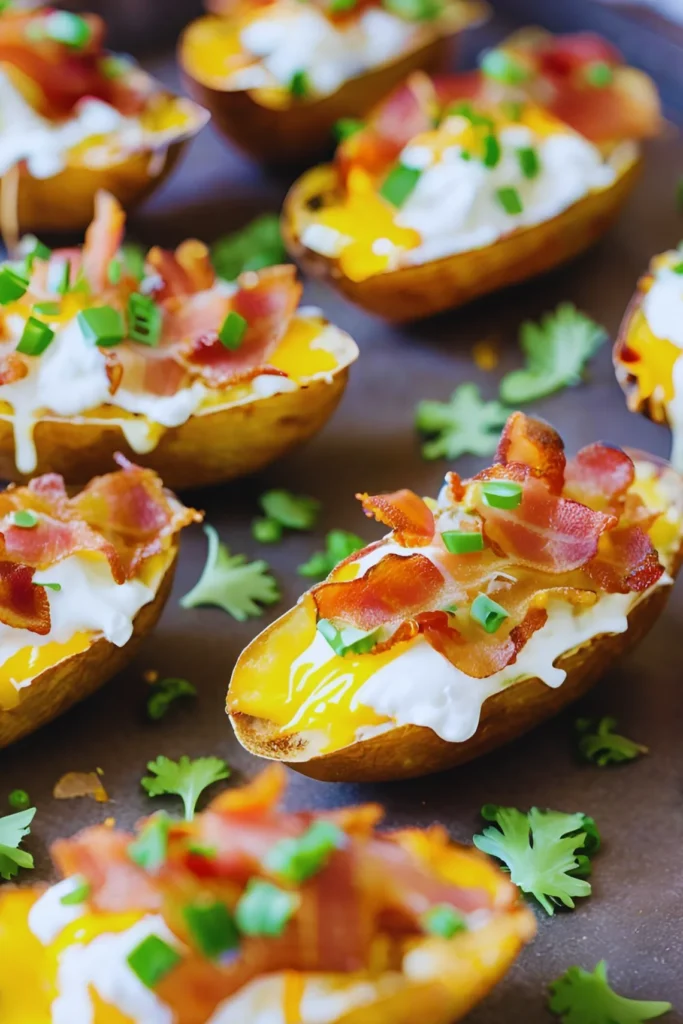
left=231, top=1, right=417, bottom=97
left=640, top=261, right=683, bottom=471
left=28, top=878, right=87, bottom=946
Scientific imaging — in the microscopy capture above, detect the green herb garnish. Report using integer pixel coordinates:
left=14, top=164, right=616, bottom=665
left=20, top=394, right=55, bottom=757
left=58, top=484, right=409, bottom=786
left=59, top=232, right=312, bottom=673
left=128, top=293, right=162, bottom=346
left=517, top=146, right=540, bottom=179
left=77, top=306, right=125, bottom=348
left=481, top=480, right=523, bottom=510
left=297, top=530, right=365, bottom=580
left=584, top=62, right=614, bottom=88
left=576, top=717, right=648, bottom=767
left=184, top=899, right=240, bottom=958
left=260, top=490, right=320, bottom=531
left=482, top=134, right=501, bottom=168
left=141, top=755, right=230, bottom=821
left=379, top=164, right=421, bottom=208
left=415, top=383, right=509, bottom=461
left=218, top=311, right=247, bottom=350
left=0, top=807, right=35, bottom=880
left=16, top=317, right=55, bottom=356
left=60, top=879, right=91, bottom=906
left=496, top=186, right=524, bottom=215
left=121, top=242, right=147, bottom=281
left=147, top=678, right=197, bottom=721
left=421, top=904, right=467, bottom=938
left=180, top=525, right=279, bottom=621
left=251, top=517, right=283, bottom=544
left=32, top=301, right=60, bottom=316
left=128, top=813, right=171, bottom=871
left=33, top=582, right=61, bottom=592
left=382, top=0, right=443, bottom=21
left=43, top=10, right=92, bottom=48
left=211, top=215, right=286, bottom=282
left=12, top=510, right=38, bottom=528
left=317, top=619, right=380, bottom=656
left=235, top=879, right=299, bottom=938
left=499, top=303, right=607, bottom=404
left=441, top=531, right=484, bottom=554
left=470, top=593, right=508, bottom=633
left=480, top=48, right=529, bottom=85
left=265, top=820, right=345, bottom=883
left=127, top=934, right=182, bottom=989
left=0, top=267, right=28, bottom=305
left=8, top=789, right=29, bottom=811
left=334, top=118, right=365, bottom=143
left=548, top=961, right=671, bottom=1023
left=289, top=69, right=310, bottom=98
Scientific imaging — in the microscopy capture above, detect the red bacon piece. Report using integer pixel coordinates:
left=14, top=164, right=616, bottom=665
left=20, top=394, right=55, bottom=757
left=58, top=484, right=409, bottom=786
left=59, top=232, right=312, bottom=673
left=147, top=246, right=197, bottom=300
left=0, top=515, right=125, bottom=584
left=0, top=353, right=28, bottom=386
left=82, top=191, right=126, bottom=294
left=0, top=561, right=50, bottom=634
left=418, top=606, right=547, bottom=679
left=356, top=489, right=435, bottom=547
left=495, top=412, right=566, bottom=494
left=313, top=553, right=446, bottom=631
left=175, top=240, right=217, bottom=293
left=52, top=826, right=162, bottom=913
left=564, top=442, right=635, bottom=512
left=585, top=524, right=664, bottom=594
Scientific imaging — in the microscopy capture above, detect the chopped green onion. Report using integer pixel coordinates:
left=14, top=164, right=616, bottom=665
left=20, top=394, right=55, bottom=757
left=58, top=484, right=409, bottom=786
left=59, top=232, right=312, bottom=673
left=517, top=147, right=540, bottom=180
left=502, top=100, right=524, bottom=122
left=471, top=593, right=508, bottom=634
left=329, top=0, right=357, bottom=11
left=585, top=61, right=614, bottom=87
left=265, top=820, right=345, bottom=884
left=380, top=164, right=421, bottom=208
left=334, top=118, right=365, bottom=143
left=260, top=490, right=320, bottom=530
left=146, top=678, right=197, bottom=722
left=12, top=510, right=38, bottom=529
left=481, top=480, right=523, bottom=509
left=442, top=604, right=458, bottom=614
left=447, top=102, right=494, bottom=129
left=43, top=11, right=92, bottom=49
left=23, top=238, right=51, bottom=274
left=77, top=306, right=125, bottom=348
left=16, top=317, right=55, bottom=356
left=128, top=814, right=171, bottom=872
left=441, top=530, right=484, bottom=554
left=107, top=258, right=122, bottom=286
left=0, top=267, right=28, bottom=305
left=121, top=243, right=147, bottom=281
left=317, top=619, right=380, bottom=656
left=422, top=904, right=467, bottom=938
left=128, top=293, right=162, bottom=346
left=184, top=899, right=240, bottom=958
left=33, top=301, right=60, bottom=316
left=496, top=187, right=524, bottom=215
left=8, top=789, right=30, bottom=811
left=289, top=70, right=310, bottom=98
left=60, top=879, right=91, bottom=906
left=235, top=880, right=298, bottom=938
left=52, top=259, right=71, bottom=296
left=480, top=48, right=529, bottom=85
left=218, top=311, right=247, bottom=350
left=252, top=517, right=283, bottom=544
left=100, top=54, right=129, bottom=79
left=382, top=0, right=442, bottom=21
left=127, top=934, right=182, bottom=989
left=672, top=262, right=683, bottom=275
left=33, top=582, right=61, bottom=592
left=482, top=134, right=501, bottom=169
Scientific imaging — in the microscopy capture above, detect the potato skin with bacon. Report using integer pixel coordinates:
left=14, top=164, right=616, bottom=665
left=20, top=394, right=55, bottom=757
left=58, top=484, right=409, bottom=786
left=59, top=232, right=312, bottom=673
left=230, top=565, right=676, bottom=782
left=283, top=156, right=642, bottom=323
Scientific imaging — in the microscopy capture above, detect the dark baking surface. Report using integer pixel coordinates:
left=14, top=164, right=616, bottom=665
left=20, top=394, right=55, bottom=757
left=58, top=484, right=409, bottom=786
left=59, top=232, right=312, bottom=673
left=3, top=14, right=683, bottom=1023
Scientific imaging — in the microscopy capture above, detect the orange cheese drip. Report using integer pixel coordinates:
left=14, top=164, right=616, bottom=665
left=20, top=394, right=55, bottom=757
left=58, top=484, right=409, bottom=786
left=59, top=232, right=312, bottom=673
left=621, top=298, right=680, bottom=405
left=0, top=633, right=92, bottom=710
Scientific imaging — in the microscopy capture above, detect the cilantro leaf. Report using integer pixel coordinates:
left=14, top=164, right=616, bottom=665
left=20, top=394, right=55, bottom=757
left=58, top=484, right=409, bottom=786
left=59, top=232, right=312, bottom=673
left=297, top=530, right=366, bottom=580
left=147, top=677, right=197, bottom=721
left=211, top=214, right=287, bottom=281
left=259, top=490, right=321, bottom=531
left=141, top=755, right=230, bottom=820
left=549, top=961, right=671, bottom=1023
left=576, top=717, right=648, bottom=767
left=473, top=804, right=600, bottom=915
left=499, top=303, right=607, bottom=404
left=180, top=525, right=279, bottom=622
left=415, top=383, right=509, bottom=461
left=0, top=807, right=36, bottom=880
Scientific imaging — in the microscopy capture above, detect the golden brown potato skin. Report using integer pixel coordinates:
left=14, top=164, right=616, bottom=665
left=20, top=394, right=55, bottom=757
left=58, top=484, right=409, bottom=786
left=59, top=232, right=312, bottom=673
left=8, top=142, right=188, bottom=235
left=0, top=369, right=350, bottom=490
left=613, top=283, right=670, bottom=425
left=181, top=36, right=450, bottom=168
left=283, top=158, right=642, bottom=322
left=230, top=544, right=681, bottom=782
left=0, top=552, right=177, bottom=750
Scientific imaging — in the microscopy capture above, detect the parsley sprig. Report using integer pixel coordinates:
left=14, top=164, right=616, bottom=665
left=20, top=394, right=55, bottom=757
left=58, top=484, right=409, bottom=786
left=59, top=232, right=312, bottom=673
left=0, top=807, right=36, bottom=880
left=473, top=804, right=600, bottom=915
left=253, top=490, right=321, bottom=543
left=499, top=303, right=607, bottom=405
left=147, top=678, right=197, bottom=721
left=180, top=525, right=279, bottom=621
left=576, top=717, right=648, bottom=766
left=141, top=755, right=230, bottom=820
left=211, top=215, right=287, bottom=281
left=549, top=961, right=671, bottom=1023
left=297, top=530, right=366, bottom=580
left=415, top=383, right=509, bottom=461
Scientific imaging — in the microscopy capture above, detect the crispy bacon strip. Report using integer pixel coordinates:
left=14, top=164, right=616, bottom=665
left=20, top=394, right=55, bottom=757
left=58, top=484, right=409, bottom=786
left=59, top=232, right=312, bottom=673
left=82, top=191, right=126, bottom=294
left=0, top=352, right=28, bottom=386
left=0, top=561, right=50, bottom=634
left=585, top=524, right=664, bottom=594
left=564, top=442, right=635, bottom=512
left=356, top=489, right=435, bottom=547
left=0, top=515, right=125, bottom=584
left=495, top=412, right=566, bottom=495
left=52, top=826, right=162, bottom=913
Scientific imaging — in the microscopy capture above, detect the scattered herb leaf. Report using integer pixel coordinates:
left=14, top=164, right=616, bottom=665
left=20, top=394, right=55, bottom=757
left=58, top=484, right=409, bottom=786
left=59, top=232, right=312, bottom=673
left=141, top=755, right=230, bottom=821
left=260, top=490, right=320, bottom=531
left=211, top=214, right=287, bottom=281
left=415, top=383, right=509, bottom=461
left=180, top=525, right=279, bottom=622
left=576, top=717, right=648, bottom=766
left=297, top=530, right=366, bottom=580
left=0, top=807, right=36, bottom=880
left=548, top=961, right=671, bottom=1023
left=147, top=678, right=197, bottom=721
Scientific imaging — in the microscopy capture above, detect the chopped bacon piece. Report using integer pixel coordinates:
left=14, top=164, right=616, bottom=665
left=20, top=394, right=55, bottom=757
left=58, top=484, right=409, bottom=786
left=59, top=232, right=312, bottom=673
left=356, top=489, right=435, bottom=547
left=0, top=561, right=50, bottom=634
left=175, top=240, right=216, bottom=293
left=313, top=553, right=446, bottom=632
left=82, top=191, right=126, bottom=294
left=585, top=524, right=664, bottom=594
left=0, top=353, right=28, bottom=386
left=417, top=606, right=547, bottom=679
left=495, top=412, right=566, bottom=495
left=564, top=442, right=635, bottom=512
left=105, top=351, right=124, bottom=396
left=52, top=826, right=162, bottom=913
left=210, top=763, right=286, bottom=817
left=0, top=515, right=125, bottom=584
left=445, top=471, right=466, bottom=502
left=146, top=246, right=197, bottom=300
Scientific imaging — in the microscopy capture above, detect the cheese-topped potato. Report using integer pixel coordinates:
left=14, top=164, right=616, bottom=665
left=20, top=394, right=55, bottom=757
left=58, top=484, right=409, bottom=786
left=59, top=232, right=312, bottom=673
left=283, top=30, right=661, bottom=320
left=0, top=765, right=535, bottom=1023
left=229, top=413, right=683, bottom=782
left=179, top=0, right=486, bottom=165
left=614, top=250, right=683, bottom=472
left=0, top=191, right=358, bottom=488
left=0, top=458, right=198, bottom=748
left=0, top=5, right=208, bottom=237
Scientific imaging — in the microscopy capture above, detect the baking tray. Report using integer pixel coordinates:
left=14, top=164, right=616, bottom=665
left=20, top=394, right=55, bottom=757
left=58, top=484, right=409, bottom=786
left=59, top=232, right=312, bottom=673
left=2, top=15, right=683, bottom=1023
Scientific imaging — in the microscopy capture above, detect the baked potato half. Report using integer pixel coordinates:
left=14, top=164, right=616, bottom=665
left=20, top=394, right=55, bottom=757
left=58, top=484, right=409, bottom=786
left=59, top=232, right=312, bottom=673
left=0, top=192, right=358, bottom=489
left=614, top=249, right=683, bottom=471
left=0, top=765, right=535, bottom=1023
left=0, top=458, right=198, bottom=748
left=179, top=0, right=486, bottom=166
left=284, top=30, right=661, bottom=321
left=229, top=413, right=683, bottom=782
left=0, top=6, right=207, bottom=238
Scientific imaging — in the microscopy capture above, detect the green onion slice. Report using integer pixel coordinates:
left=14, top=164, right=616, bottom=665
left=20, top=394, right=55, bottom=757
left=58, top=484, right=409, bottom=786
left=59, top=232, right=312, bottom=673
left=16, top=317, right=55, bottom=356
left=517, top=147, right=540, bottom=180
left=234, top=880, right=298, bottom=938
left=480, top=48, right=529, bottom=85
left=218, top=311, right=247, bottom=350
left=60, top=879, right=91, bottom=906
left=33, top=582, right=61, bottom=592
left=77, top=306, right=125, bottom=348
left=334, top=118, right=365, bottom=143
left=183, top=900, right=240, bottom=959
left=43, top=11, right=92, bottom=48
left=482, top=134, right=501, bottom=169
left=441, top=530, right=484, bottom=554
left=379, top=164, right=421, bottom=208
left=496, top=187, right=524, bottom=215
left=8, top=789, right=30, bottom=811
left=0, top=267, right=29, bottom=305
left=422, top=904, right=467, bottom=938
left=128, top=293, right=162, bottom=346
left=127, top=934, right=182, bottom=989
left=317, top=619, right=380, bottom=656
left=289, top=70, right=310, bottom=98
left=33, top=301, right=60, bottom=316
left=12, top=510, right=38, bottom=529
left=470, top=593, right=509, bottom=633
left=481, top=480, right=523, bottom=509
left=585, top=61, right=614, bottom=87
left=264, top=820, right=345, bottom=884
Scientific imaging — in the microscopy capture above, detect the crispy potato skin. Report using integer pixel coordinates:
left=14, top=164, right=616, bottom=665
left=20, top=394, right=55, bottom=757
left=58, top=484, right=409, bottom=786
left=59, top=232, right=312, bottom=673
left=613, top=282, right=670, bottom=425
left=10, top=142, right=188, bottom=235
left=181, top=36, right=450, bottom=168
left=0, top=369, right=350, bottom=490
left=283, top=157, right=642, bottom=322
left=0, top=552, right=177, bottom=749
left=230, top=542, right=681, bottom=782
